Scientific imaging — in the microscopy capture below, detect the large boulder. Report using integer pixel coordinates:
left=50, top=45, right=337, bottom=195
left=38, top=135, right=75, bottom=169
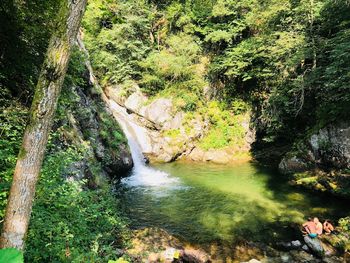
left=279, top=156, right=310, bottom=175
left=140, top=98, right=173, bottom=128
left=309, top=121, right=350, bottom=169
left=280, top=121, right=350, bottom=175
left=104, top=85, right=126, bottom=105
left=188, top=147, right=205, bottom=162
left=203, top=149, right=231, bottom=164
left=124, top=91, right=148, bottom=113
left=304, top=236, right=324, bottom=258
left=163, top=111, right=184, bottom=130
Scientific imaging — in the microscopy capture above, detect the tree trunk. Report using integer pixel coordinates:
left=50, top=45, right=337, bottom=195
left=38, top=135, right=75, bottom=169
left=0, top=0, right=87, bottom=250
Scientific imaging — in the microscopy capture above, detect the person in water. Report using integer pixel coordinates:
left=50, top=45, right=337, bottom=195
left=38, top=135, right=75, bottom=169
left=323, top=220, right=335, bottom=234
left=314, top=217, right=323, bottom=235
left=302, top=218, right=318, bottom=238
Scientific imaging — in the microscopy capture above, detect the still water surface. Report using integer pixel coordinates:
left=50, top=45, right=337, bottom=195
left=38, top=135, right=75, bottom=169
left=117, top=161, right=349, bottom=246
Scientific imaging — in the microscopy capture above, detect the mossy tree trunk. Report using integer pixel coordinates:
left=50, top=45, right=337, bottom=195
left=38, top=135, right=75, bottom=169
left=0, top=0, right=87, bottom=250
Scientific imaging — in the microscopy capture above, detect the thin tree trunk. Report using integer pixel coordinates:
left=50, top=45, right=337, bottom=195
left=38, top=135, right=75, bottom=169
left=0, top=0, right=87, bottom=250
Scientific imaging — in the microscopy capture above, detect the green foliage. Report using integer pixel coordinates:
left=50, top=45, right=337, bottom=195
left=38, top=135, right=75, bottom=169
left=0, top=104, right=28, bottom=221
left=99, top=111, right=127, bottom=150
left=82, top=0, right=350, bottom=149
left=0, top=248, right=24, bottom=263
left=108, top=257, right=130, bottom=263
left=0, top=0, right=60, bottom=103
left=83, top=0, right=152, bottom=85
left=230, top=99, right=249, bottom=115
left=139, top=33, right=206, bottom=95
left=314, top=28, right=350, bottom=122
left=25, top=148, right=130, bottom=263
left=339, top=217, right=350, bottom=232
left=199, top=102, right=246, bottom=150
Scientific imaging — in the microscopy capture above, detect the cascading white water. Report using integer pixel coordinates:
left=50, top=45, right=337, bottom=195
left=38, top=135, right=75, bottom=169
left=109, top=100, right=179, bottom=187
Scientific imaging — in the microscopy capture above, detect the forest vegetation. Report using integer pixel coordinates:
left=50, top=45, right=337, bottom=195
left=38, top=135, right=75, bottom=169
left=0, top=0, right=349, bottom=262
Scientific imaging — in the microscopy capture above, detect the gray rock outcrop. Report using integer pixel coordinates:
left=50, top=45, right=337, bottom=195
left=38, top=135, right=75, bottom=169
left=279, top=121, right=350, bottom=175
left=309, top=121, right=350, bottom=169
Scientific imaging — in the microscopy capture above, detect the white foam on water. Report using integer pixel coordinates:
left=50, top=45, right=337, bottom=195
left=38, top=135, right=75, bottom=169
left=109, top=100, right=180, bottom=188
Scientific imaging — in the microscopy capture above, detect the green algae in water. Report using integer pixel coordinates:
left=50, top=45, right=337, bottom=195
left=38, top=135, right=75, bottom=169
left=117, top=162, right=349, bottom=246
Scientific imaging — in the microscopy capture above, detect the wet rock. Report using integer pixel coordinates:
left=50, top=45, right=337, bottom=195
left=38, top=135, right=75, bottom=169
left=279, top=156, right=309, bottom=175
left=188, top=147, right=205, bottom=162
left=277, top=241, right=291, bottom=249
left=304, top=236, right=324, bottom=258
left=107, top=87, right=254, bottom=164
left=203, top=149, right=231, bottom=164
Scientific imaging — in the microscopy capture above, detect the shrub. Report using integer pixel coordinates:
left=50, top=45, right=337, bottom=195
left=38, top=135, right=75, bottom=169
left=25, top=148, right=130, bottom=263
left=0, top=104, right=27, bottom=221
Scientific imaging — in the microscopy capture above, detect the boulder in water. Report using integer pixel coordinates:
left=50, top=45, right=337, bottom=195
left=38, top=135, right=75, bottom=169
left=304, top=236, right=325, bottom=257
left=279, top=156, right=309, bottom=175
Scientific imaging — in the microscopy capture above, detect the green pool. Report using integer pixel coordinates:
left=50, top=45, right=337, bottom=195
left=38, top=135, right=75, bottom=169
left=116, top=161, right=349, bottom=246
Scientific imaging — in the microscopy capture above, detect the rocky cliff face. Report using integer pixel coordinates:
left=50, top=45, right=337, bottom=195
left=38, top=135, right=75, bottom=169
left=279, top=121, right=350, bottom=174
left=105, top=85, right=254, bottom=164
left=309, top=122, right=350, bottom=170
left=54, top=47, right=133, bottom=185
left=278, top=121, right=350, bottom=197
left=56, top=81, right=133, bottom=185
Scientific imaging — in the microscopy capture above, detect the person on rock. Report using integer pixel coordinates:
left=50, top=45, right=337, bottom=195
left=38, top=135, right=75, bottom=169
left=302, top=218, right=318, bottom=238
left=323, top=220, right=335, bottom=234
left=314, top=217, right=323, bottom=235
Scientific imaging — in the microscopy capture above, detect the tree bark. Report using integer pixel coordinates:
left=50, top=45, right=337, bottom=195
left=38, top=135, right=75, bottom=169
left=0, top=0, right=87, bottom=250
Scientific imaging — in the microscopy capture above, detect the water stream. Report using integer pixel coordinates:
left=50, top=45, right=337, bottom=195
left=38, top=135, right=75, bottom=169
left=109, top=100, right=178, bottom=187
left=110, top=100, right=350, bottom=252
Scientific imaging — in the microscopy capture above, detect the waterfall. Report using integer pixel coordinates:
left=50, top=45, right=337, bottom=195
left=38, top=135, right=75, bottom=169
left=109, top=100, right=179, bottom=187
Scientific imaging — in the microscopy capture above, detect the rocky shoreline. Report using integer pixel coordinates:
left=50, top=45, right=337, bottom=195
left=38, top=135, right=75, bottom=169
left=120, top=227, right=349, bottom=263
